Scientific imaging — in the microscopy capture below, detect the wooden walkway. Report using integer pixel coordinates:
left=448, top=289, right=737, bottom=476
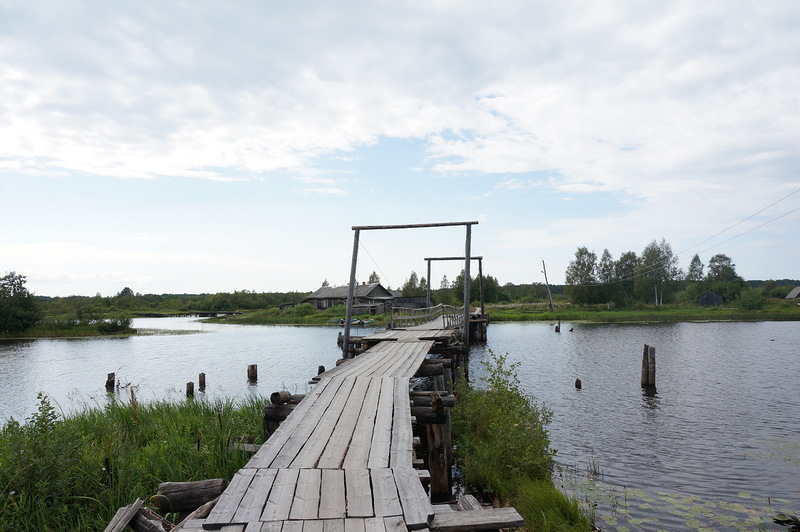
left=190, top=325, right=459, bottom=532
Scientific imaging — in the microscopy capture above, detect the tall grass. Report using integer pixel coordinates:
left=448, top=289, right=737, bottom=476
left=452, top=352, right=593, bottom=531
left=0, top=393, right=264, bottom=529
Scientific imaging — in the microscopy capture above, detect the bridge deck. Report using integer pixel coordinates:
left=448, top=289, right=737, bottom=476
left=196, top=324, right=460, bottom=532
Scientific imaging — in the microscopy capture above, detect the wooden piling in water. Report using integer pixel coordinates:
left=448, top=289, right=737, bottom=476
left=247, top=364, right=257, bottom=383
left=105, top=372, right=116, bottom=393
left=641, top=344, right=656, bottom=387
left=186, top=382, right=194, bottom=397
left=199, top=372, right=206, bottom=392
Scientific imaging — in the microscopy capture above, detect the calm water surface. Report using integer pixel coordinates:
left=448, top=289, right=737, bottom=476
left=1, top=318, right=798, bottom=530
left=471, top=321, right=800, bottom=530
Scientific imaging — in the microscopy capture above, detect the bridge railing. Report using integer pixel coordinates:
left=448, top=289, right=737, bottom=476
left=390, top=303, right=464, bottom=329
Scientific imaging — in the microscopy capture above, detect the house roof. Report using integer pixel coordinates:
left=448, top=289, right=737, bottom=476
left=305, top=283, right=393, bottom=300
left=786, top=286, right=800, bottom=299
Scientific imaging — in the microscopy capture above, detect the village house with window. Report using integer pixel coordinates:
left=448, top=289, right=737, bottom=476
left=303, top=282, right=394, bottom=314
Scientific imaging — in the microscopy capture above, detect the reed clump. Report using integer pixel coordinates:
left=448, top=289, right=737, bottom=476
left=452, top=352, right=593, bottom=531
left=0, top=393, right=263, bottom=529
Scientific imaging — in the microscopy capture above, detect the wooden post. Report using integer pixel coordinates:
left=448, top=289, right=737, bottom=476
left=555, top=320, right=561, bottom=333
left=426, top=407, right=453, bottom=502
left=463, top=224, right=472, bottom=350
left=641, top=344, right=656, bottom=387
left=542, top=260, right=555, bottom=312
left=426, top=258, right=432, bottom=308
left=343, top=228, right=361, bottom=358
left=186, top=382, right=194, bottom=397
left=247, top=364, right=257, bottom=383
left=317, top=365, right=325, bottom=375
left=198, top=373, right=206, bottom=392
left=478, top=258, right=484, bottom=315
left=105, top=372, right=116, bottom=393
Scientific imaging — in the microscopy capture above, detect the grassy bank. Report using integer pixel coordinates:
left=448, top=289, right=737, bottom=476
left=452, top=352, right=593, bottom=531
left=486, top=300, right=800, bottom=323
left=0, top=393, right=263, bottom=529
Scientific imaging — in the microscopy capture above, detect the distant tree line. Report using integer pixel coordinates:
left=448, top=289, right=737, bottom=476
left=563, top=238, right=796, bottom=307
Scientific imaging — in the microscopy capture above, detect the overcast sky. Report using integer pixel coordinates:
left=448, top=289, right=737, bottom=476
left=2, top=1, right=799, bottom=297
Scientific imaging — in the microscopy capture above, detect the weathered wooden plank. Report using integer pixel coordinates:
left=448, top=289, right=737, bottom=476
left=291, top=378, right=357, bottom=468
left=367, top=378, right=394, bottom=468
left=392, top=467, right=433, bottom=530
left=206, top=469, right=257, bottom=525
left=455, top=494, right=482, bottom=512
left=370, top=468, right=402, bottom=518
left=302, top=520, right=324, bottom=532
left=344, top=519, right=366, bottom=532
left=428, top=507, right=525, bottom=531
left=281, top=521, right=304, bottom=532
left=363, top=517, right=386, bottom=532
left=104, top=498, right=143, bottom=532
left=382, top=516, right=406, bottom=532
left=290, top=468, right=322, bottom=520
left=272, top=379, right=347, bottom=468
left=319, top=469, right=346, bottom=519
left=250, top=522, right=282, bottom=532
left=247, top=379, right=334, bottom=469
left=261, top=468, right=300, bottom=522
left=322, top=518, right=346, bottom=532
left=232, top=469, right=278, bottom=523
left=344, top=468, right=373, bottom=518
left=317, top=377, right=371, bottom=468
left=342, top=378, right=382, bottom=468
left=390, top=378, right=413, bottom=468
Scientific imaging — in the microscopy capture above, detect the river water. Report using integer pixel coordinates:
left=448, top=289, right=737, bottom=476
left=1, top=318, right=798, bottom=530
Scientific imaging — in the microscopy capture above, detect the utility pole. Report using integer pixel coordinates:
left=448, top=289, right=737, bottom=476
left=542, top=260, right=555, bottom=312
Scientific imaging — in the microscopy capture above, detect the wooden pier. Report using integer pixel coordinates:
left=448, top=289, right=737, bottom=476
left=178, top=311, right=519, bottom=532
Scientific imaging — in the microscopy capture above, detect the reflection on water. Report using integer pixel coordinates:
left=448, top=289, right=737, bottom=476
left=1, top=318, right=798, bottom=530
left=470, top=320, right=800, bottom=531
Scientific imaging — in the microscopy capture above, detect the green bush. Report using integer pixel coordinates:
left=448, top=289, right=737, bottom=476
left=453, top=352, right=554, bottom=500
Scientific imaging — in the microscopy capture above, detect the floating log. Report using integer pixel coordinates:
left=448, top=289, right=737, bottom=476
left=154, top=479, right=228, bottom=514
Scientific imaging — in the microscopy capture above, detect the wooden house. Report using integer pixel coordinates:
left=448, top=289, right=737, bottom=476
left=303, top=283, right=394, bottom=314
left=698, top=289, right=724, bottom=306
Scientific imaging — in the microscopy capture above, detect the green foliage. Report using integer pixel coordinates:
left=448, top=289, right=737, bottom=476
left=512, top=478, right=592, bottom=531
left=0, top=394, right=264, bottom=529
left=453, top=352, right=554, bottom=500
left=739, top=287, right=765, bottom=310
left=0, top=271, right=42, bottom=332
left=96, top=316, right=134, bottom=334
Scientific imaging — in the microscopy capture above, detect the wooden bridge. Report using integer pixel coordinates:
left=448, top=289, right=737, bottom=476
left=179, top=306, right=517, bottom=532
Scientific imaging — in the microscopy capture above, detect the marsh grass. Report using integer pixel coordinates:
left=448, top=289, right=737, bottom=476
left=452, top=352, right=593, bottom=531
left=0, top=393, right=264, bottom=529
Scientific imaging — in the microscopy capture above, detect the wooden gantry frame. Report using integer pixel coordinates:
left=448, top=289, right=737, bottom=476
left=343, top=221, right=478, bottom=357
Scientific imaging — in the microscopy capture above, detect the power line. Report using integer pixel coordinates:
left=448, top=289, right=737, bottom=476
left=566, top=188, right=800, bottom=288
